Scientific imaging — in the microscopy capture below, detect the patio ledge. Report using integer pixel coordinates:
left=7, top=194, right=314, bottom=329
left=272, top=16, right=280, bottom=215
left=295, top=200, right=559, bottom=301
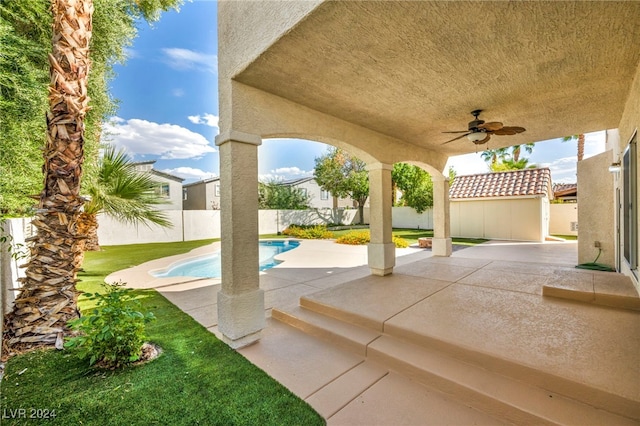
left=543, top=270, right=640, bottom=311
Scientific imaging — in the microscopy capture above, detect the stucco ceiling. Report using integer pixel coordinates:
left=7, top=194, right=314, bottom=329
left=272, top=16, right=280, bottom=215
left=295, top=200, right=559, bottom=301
left=234, top=1, right=640, bottom=156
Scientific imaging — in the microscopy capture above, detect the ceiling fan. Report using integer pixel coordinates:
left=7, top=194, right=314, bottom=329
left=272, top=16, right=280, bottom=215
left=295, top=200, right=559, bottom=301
left=442, top=110, right=526, bottom=145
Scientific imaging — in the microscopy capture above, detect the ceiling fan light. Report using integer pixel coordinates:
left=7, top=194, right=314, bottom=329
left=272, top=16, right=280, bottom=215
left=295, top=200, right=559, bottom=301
left=467, top=131, right=486, bottom=142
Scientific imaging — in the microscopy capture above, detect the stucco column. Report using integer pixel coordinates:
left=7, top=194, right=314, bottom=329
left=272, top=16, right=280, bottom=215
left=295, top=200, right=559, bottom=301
left=215, top=131, right=264, bottom=349
left=367, top=163, right=395, bottom=276
left=432, top=175, right=452, bottom=256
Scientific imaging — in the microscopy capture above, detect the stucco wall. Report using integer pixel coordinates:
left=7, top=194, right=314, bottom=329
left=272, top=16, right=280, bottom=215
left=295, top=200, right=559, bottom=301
left=549, top=203, right=578, bottom=236
left=0, top=219, right=31, bottom=325
left=96, top=209, right=360, bottom=245
left=390, top=207, right=434, bottom=230
left=183, top=182, right=207, bottom=210
left=450, top=197, right=546, bottom=242
left=577, top=151, right=615, bottom=267
left=616, top=60, right=640, bottom=288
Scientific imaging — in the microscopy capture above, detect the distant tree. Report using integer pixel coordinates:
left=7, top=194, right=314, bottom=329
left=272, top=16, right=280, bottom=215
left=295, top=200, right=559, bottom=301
left=511, top=143, right=535, bottom=162
left=392, top=163, right=433, bottom=213
left=391, top=164, right=457, bottom=213
left=562, top=134, right=585, bottom=162
left=480, top=148, right=508, bottom=168
left=78, top=146, right=172, bottom=252
left=314, top=148, right=368, bottom=224
left=482, top=143, right=536, bottom=171
left=491, top=157, right=537, bottom=171
left=258, top=181, right=311, bottom=210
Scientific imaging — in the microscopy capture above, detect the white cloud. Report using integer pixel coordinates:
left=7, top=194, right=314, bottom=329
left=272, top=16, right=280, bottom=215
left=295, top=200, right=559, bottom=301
left=102, top=117, right=216, bottom=160
left=259, top=167, right=313, bottom=182
left=188, top=113, right=219, bottom=128
left=172, top=88, right=185, bottom=97
left=162, top=48, right=217, bottom=73
left=544, top=156, right=578, bottom=183
left=161, top=167, right=217, bottom=181
left=272, top=166, right=312, bottom=176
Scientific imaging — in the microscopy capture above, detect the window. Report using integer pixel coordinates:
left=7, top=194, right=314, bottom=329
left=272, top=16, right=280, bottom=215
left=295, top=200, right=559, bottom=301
left=298, top=188, right=308, bottom=197
left=182, top=188, right=188, bottom=201
left=156, top=183, right=170, bottom=198
left=623, top=133, right=637, bottom=272
left=215, top=183, right=220, bottom=197
left=321, top=190, right=329, bottom=200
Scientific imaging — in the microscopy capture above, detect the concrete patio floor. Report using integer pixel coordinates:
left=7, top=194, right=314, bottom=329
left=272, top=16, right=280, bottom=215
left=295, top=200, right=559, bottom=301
left=110, top=239, right=640, bottom=425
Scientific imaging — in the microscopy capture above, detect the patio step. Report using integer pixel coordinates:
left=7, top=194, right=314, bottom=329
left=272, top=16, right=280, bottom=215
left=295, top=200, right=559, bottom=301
left=271, top=305, right=381, bottom=357
left=272, top=304, right=640, bottom=425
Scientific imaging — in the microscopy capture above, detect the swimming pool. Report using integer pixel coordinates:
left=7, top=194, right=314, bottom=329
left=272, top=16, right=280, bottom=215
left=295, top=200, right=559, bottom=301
left=151, top=240, right=300, bottom=278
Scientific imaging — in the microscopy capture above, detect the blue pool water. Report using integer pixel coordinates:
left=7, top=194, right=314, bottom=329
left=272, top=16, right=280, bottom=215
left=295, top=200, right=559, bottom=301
left=152, top=240, right=300, bottom=278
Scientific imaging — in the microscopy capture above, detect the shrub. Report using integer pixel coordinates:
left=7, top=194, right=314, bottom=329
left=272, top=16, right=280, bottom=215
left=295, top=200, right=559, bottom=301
left=65, top=282, right=155, bottom=368
left=336, top=230, right=370, bottom=245
left=282, top=224, right=334, bottom=239
left=336, top=230, right=410, bottom=248
left=393, top=236, right=410, bottom=248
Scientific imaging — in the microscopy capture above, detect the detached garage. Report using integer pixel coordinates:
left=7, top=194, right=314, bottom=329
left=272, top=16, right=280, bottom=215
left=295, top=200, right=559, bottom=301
left=449, top=168, right=553, bottom=242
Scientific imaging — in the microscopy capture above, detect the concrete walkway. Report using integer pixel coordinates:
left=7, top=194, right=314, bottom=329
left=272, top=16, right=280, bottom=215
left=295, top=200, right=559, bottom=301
left=110, top=239, right=640, bottom=425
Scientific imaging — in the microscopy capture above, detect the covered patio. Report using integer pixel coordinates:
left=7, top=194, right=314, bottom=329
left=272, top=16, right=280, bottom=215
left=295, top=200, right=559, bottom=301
left=113, top=239, right=640, bottom=423
left=213, top=1, right=640, bottom=422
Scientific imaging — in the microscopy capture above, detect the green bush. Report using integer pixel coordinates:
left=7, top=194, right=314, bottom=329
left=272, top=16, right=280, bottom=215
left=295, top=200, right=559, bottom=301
left=335, top=230, right=370, bottom=245
left=336, top=230, right=410, bottom=248
left=65, top=282, right=155, bottom=368
left=392, top=236, right=410, bottom=248
left=282, top=224, right=334, bottom=239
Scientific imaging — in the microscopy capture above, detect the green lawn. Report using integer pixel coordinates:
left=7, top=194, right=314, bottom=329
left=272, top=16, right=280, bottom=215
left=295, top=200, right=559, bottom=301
left=0, top=239, right=325, bottom=426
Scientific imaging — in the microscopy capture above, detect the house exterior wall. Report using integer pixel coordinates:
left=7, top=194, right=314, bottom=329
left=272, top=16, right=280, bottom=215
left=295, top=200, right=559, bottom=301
left=291, top=179, right=354, bottom=209
left=578, top=152, right=616, bottom=268
left=615, top=60, right=640, bottom=289
left=183, top=180, right=221, bottom=210
left=183, top=182, right=207, bottom=210
left=549, top=203, right=578, bottom=236
left=450, top=197, right=546, bottom=242
left=152, top=174, right=183, bottom=210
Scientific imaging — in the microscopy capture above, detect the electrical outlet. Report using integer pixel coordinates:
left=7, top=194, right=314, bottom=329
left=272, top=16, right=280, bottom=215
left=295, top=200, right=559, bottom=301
left=594, top=241, right=601, bottom=248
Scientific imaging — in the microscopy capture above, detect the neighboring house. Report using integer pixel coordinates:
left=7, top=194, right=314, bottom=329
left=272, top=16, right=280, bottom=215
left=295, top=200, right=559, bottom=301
left=449, top=168, right=553, bottom=242
left=553, top=183, right=577, bottom=203
left=281, top=177, right=357, bottom=209
left=182, top=176, right=358, bottom=210
left=132, top=160, right=184, bottom=210
left=183, top=177, right=221, bottom=210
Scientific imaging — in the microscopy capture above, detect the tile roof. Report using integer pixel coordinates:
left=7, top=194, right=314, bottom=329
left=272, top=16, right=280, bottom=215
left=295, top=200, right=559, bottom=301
left=553, top=183, right=577, bottom=197
left=449, top=168, right=552, bottom=199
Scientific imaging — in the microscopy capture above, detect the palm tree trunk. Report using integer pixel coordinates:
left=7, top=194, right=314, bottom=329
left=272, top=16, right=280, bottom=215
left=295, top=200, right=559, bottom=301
left=3, top=0, right=93, bottom=354
left=77, top=212, right=100, bottom=251
left=577, top=134, right=585, bottom=161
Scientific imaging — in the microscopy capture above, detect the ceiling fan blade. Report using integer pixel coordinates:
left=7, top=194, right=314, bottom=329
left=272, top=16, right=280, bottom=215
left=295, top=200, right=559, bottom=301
left=442, top=133, right=470, bottom=144
left=478, top=121, right=503, bottom=131
left=494, top=126, right=526, bottom=135
left=472, top=134, right=491, bottom=145
left=442, top=130, right=469, bottom=134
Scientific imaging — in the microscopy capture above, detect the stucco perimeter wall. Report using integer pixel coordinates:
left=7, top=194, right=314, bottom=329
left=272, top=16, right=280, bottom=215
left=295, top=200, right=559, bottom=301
left=96, top=209, right=360, bottom=245
left=450, top=197, right=546, bottom=242
left=389, top=207, right=434, bottom=229
left=549, top=203, right=578, bottom=236
left=577, top=151, right=615, bottom=267
left=0, top=218, right=32, bottom=329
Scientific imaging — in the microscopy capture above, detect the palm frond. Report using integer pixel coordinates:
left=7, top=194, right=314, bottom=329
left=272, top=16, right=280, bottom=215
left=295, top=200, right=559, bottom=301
left=82, top=145, right=172, bottom=228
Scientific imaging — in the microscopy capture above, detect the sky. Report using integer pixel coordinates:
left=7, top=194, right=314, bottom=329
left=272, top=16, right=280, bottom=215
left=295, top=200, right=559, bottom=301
left=106, top=0, right=606, bottom=185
